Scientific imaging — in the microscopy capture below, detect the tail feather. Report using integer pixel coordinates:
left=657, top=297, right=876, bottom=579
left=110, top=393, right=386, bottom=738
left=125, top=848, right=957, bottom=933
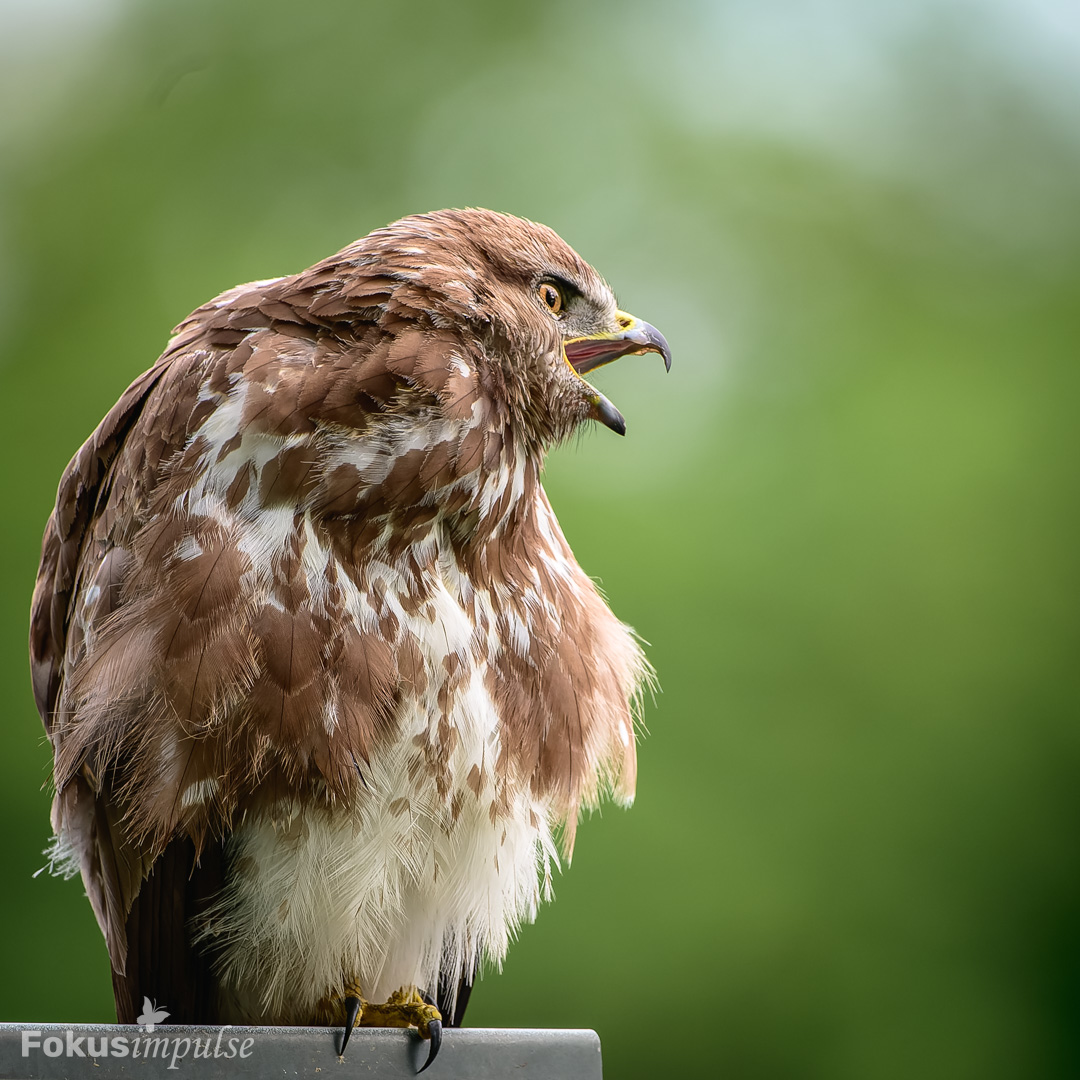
left=112, top=836, right=224, bottom=1024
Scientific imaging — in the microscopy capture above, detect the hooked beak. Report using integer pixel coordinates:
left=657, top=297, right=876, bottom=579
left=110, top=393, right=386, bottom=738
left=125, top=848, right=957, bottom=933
left=563, top=310, right=672, bottom=436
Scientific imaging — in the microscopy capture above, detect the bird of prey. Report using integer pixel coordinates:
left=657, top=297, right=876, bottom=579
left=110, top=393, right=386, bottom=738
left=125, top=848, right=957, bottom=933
left=30, top=208, right=670, bottom=1069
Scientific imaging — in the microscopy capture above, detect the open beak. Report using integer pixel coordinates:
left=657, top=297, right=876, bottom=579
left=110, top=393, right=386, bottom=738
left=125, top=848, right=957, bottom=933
left=563, top=310, right=671, bottom=435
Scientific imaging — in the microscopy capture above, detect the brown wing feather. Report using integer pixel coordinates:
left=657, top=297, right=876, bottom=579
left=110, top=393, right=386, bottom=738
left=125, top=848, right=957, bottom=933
left=30, top=359, right=178, bottom=978
left=30, top=361, right=172, bottom=730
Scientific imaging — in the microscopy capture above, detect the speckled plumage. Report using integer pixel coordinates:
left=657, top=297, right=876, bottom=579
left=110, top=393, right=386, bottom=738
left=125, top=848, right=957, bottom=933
left=30, top=209, right=662, bottom=1028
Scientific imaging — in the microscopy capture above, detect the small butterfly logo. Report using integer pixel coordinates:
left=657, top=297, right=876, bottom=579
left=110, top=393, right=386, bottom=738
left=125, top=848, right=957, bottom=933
left=137, top=997, right=170, bottom=1033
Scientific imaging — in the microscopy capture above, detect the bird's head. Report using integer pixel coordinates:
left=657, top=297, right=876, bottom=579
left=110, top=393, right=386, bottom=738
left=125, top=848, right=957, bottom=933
left=358, top=208, right=671, bottom=448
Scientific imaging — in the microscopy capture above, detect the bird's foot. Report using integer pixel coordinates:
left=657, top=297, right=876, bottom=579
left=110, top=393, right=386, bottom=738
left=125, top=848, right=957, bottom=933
left=317, top=981, right=442, bottom=1072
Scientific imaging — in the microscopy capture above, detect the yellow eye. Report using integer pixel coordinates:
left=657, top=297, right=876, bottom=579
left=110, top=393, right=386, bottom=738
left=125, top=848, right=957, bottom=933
left=538, top=282, right=564, bottom=315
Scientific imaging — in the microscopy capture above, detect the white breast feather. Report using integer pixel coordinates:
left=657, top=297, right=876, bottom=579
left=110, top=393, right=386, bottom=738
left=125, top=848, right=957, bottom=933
left=201, top=526, right=559, bottom=1023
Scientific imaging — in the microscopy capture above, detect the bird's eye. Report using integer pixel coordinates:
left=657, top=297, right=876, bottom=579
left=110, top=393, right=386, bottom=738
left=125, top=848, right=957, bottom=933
left=537, top=282, right=564, bottom=315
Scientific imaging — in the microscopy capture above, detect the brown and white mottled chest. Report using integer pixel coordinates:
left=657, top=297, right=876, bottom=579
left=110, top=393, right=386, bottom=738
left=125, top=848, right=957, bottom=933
left=129, top=360, right=636, bottom=828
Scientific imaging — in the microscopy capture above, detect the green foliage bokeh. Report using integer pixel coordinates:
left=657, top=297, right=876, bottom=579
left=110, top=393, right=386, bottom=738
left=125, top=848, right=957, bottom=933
left=1, top=2, right=1077, bottom=1078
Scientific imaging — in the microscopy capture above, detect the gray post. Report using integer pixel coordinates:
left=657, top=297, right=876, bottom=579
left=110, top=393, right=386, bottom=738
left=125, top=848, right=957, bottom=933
left=0, top=1024, right=602, bottom=1079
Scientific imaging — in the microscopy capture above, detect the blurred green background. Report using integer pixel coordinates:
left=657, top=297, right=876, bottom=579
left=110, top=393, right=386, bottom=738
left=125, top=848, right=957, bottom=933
left=2, top=1, right=1078, bottom=1077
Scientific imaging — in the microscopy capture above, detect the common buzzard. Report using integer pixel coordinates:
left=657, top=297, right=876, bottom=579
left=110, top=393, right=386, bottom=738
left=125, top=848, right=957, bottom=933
left=30, top=209, right=670, bottom=1068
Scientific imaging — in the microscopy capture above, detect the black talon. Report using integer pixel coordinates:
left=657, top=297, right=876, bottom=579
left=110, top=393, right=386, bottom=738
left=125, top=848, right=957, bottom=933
left=338, top=995, right=362, bottom=1057
left=417, top=1019, right=441, bottom=1073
